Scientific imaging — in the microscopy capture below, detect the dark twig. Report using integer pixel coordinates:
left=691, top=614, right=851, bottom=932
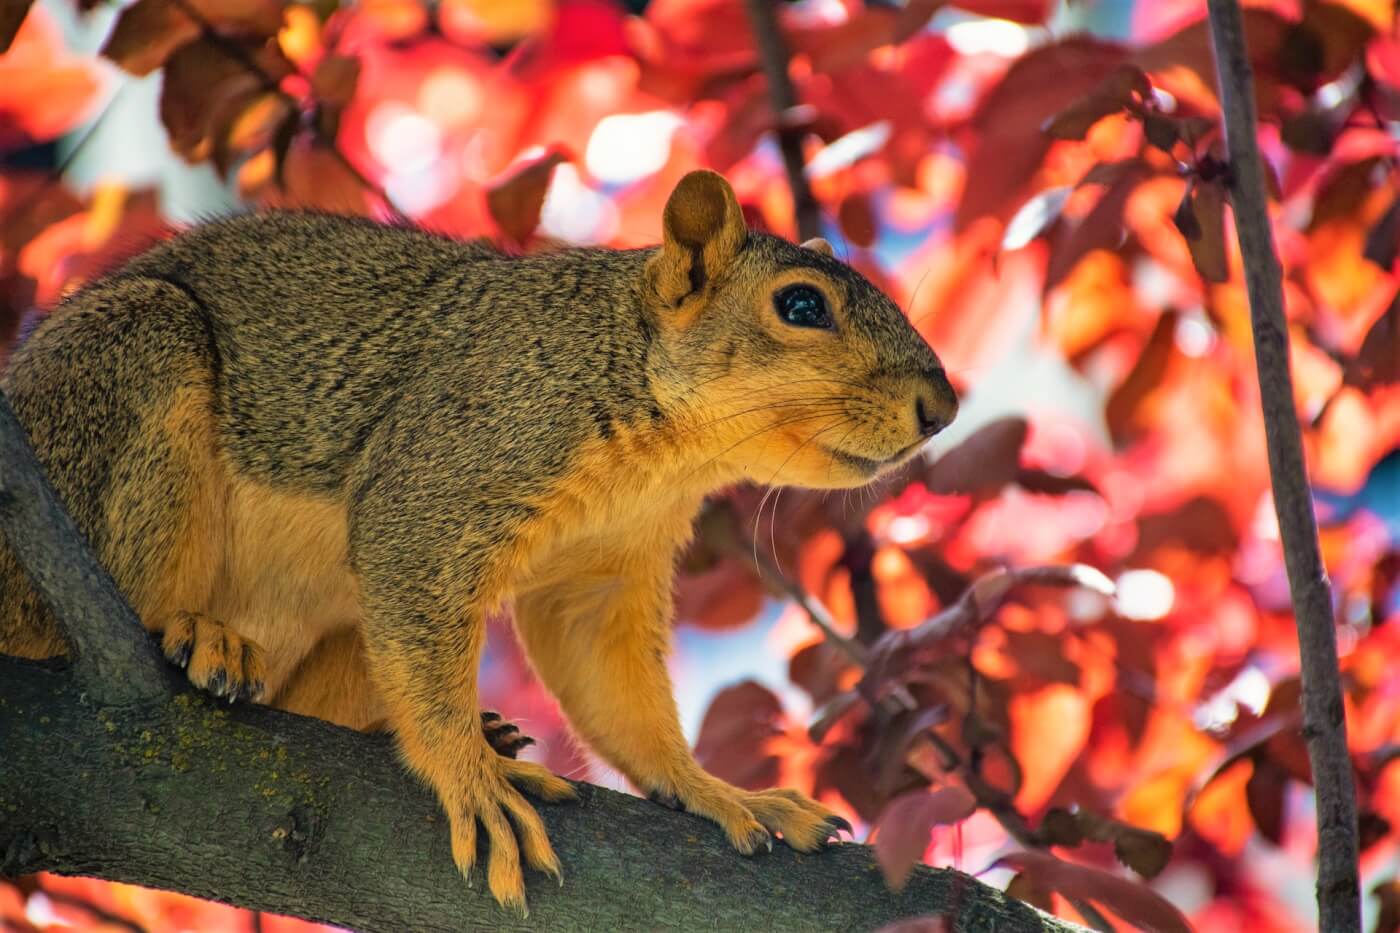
left=0, top=390, right=167, bottom=705
left=1206, top=2, right=1361, bottom=930
left=742, top=0, right=822, bottom=241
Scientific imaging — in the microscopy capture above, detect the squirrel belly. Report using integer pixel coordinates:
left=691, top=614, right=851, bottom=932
left=0, top=169, right=955, bottom=912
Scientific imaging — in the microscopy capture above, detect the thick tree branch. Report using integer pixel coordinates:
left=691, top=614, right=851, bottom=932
left=0, top=390, right=167, bottom=705
left=1206, top=3, right=1361, bottom=930
left=743, top=0, right=822, bottom=241
left=0, top=656, right=1082, bottom=932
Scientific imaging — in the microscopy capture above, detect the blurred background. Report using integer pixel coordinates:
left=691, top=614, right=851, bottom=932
left=2, top=0, right=1399, bottom=929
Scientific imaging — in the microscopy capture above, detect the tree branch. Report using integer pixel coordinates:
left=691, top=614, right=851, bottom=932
left=1206, top=3, right=1361, bottom=930
left=742, top=0, right=822, bottom=241
left=0, top=390, right=167, bottom=705
left=0, top=656, right=1083, bottom=933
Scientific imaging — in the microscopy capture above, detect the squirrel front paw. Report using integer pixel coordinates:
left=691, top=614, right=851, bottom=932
left=445, top=750, right=577, bottom=913
left=160, top=611, right=267, bottom=702
left=654, top=774, right=849, bottom=855
left=740, top=786, right=852, bottom=851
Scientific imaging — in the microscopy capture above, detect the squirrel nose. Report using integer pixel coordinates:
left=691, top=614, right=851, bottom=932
left=914, top=369, right=957, bottom=437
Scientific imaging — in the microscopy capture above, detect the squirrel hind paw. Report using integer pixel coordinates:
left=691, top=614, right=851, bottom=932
left=480, top=710, right=536, bottom=758
left=160, top=611, right=267, bottom=703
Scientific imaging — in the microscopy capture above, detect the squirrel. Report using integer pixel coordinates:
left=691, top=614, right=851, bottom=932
left=0, top=170, right=957, bottom=911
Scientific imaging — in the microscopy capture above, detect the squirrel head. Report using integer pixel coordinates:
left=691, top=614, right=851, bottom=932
left=643, top=170, right=957, bottom=490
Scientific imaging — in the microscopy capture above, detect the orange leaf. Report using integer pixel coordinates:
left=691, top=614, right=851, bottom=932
left=1010, top=683, right=1090, bottom=811
left=1189, top=758, right=1254, bottom=855
left=0, top=7, right=102, bottom=145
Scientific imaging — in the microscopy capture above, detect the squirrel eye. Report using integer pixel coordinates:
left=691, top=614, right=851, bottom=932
left=774, top=285, right=832, bottom=329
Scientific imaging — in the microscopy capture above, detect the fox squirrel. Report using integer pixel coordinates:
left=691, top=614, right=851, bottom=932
left=0, top=170, right=956, bottom=911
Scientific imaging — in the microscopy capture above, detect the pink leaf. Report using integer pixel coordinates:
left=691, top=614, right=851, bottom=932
left=875, top=786, right=979, bottom=890
left=991, top=851, right=1191, bottom=933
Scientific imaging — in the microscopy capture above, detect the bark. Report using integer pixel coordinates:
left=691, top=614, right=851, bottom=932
left=1205, top=3, right=1361, bottom=930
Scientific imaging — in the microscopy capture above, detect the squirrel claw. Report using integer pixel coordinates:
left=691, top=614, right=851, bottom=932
left=481, top=711, right=535, bottom=759
left=160, top=612, right=267, bottom=705
left=826, top=815, right=853, bottom=839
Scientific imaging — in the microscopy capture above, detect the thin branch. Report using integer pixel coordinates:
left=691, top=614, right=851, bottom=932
left=0, top=390, right=168, bottom=704
left=742, top=0, right=822, bottom=241
left=1206, top=3, right=1361, bottom=930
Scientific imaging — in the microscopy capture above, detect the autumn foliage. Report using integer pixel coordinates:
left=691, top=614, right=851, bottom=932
left=2, top=0, right=1399, bottom=930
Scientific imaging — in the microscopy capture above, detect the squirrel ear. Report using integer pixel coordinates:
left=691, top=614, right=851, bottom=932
left=801, top=237, right=834, bottom=257
left=647, top=170, right=748, bottom=308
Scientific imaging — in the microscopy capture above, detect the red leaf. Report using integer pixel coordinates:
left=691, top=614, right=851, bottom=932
left=953, top=0, right=1053, bottom=24
left=312, top=54, right=360, bottom=108
left=839, top=193, right=878, bottom=249
left=694, top=680, right=784, bottom=790
left=991, top=851, right=1192, bottom=933
left=159, top=37, right=294, bottom=162
left=922, top=416, right=1028, bottom=496
left=875, top=787, right=978, bottom=890
left=1042, top=64, right=1151, bottom=141
left=1245, top=757, right=1288, bottom=845
left=101, top=0, right=200, bottom=76
left=789, top=639, right=852, bottom=704
left=1345, top=290, right=1400, bottom=389
left=956, top=38, right=1126, bottom=230
left=1105, top=310, right=1177, bottom=444
left=1045, top=161, right=1149, bottom=293
left=485, top=149, right=567, bottom=245
left=1176, top=178, right=1229, bottom=283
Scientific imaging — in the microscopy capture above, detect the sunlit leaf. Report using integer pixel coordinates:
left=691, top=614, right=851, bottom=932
left=0, top=7, right=102, bottom=145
